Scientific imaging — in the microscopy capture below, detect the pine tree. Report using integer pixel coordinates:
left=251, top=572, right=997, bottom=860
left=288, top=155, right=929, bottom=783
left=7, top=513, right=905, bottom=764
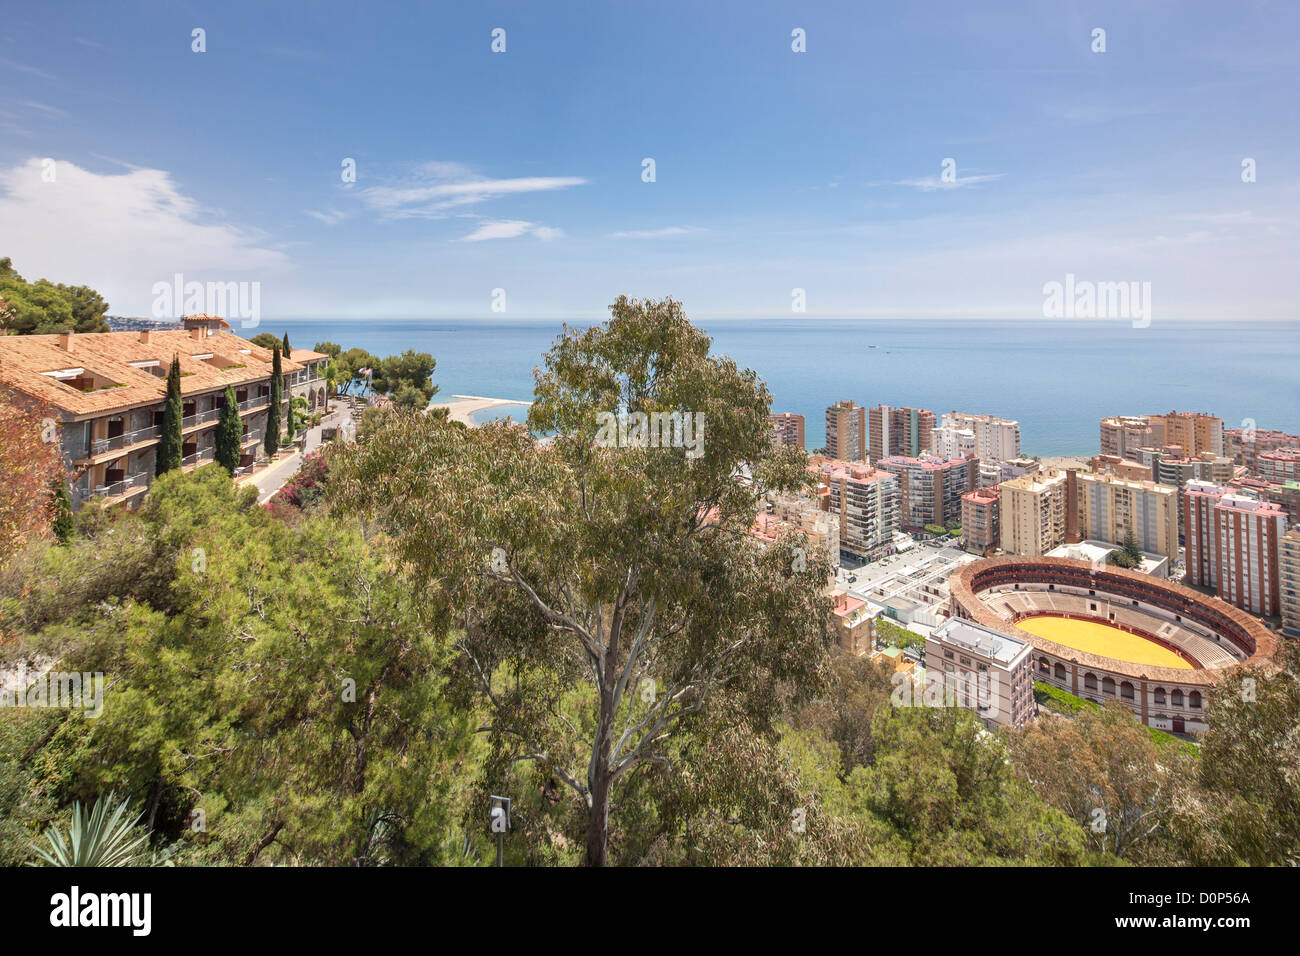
left=264, top=345, right=282, bottom=456
left=1122, top=527, right=1143, bottom=565
left=215, top=385, right=242, bottom=475
left=50, top=477, right=74, bottom=542
left=156, top=354, right=183, bottom=475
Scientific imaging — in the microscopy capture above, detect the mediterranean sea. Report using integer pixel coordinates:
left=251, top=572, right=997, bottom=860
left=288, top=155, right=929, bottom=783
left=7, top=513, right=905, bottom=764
left=272, top=318, right=1300, bottom=458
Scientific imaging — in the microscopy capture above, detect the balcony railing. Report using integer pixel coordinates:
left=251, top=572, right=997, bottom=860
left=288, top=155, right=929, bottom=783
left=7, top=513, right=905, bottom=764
left=85, top=425, right=161, bottom=456
left=238, top=395, right=270, bottom=411
left=181, top=408, right=222, bottom=430
left=182, top=447, right=216, bottom=468
left=77, top=471, right=149, bottom=502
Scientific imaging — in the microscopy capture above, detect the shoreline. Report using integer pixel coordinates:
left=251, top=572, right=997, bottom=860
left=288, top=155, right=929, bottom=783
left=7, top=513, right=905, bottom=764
left=431, top=394, right=533, bottom=426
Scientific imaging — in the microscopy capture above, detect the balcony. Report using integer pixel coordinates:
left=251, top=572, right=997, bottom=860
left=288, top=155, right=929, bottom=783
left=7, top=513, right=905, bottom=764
left=238, top=395, right=271, bottom=412
left=77, top=471, right=149, bottom=503
left=181, top=447, right=216, bottom=469
left=83, top=424, right=161, bottom=457
left=181, top=408, right=222, bottom=430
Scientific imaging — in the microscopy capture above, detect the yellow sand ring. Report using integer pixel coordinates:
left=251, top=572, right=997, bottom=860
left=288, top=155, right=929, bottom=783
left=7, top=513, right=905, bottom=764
left=1016, top=614, right=1194, bottom=670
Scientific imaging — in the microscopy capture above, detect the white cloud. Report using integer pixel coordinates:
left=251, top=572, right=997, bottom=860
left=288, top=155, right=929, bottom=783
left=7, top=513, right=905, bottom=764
left=304, top=208, right=351, bottom=225
left=607, top=226, right=705, bottom=239
left=889, top=172, right=1004, bottom=192
left=0, top=157, right=288, bottom=315
left=460, top=220, right=562, bottom=242
left=359, top=162, right=585, bottom=220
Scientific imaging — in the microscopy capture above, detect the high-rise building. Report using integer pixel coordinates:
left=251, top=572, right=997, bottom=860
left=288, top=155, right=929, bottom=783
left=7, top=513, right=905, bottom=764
left=1075, top=472, right=1180, bottom=559
left=961, top=486, right=1001, bottom=555
left=1100, top=416, right=1161, bottom=460
left=1140, top=449, right=1235, bottom=539
left=931, top=422, right=976, bottom=460
left=1088, top=455, right=1153, bottom=482
left=768, top=412, right=805, bottom=450
left=825, top=401, right=867, bottom=461
left=1146, top=411, right=1224, bottom=459
left=868, top=404, right=935, bottom=462
left=1281, top=528, right=1300, bottom=638
left=1185, top=481, right=1288, bottom=616
left=939, top=411, right=1021, bottom=460
left=1257, top=450, right=1300, bottom=485
left=1225, top=428, right=1300, bottom=473
left=875, top=454, right=978, bottom=531
left=815, top=459, right=899, bottom=560
left=999, top=470, right=1068, bottom=556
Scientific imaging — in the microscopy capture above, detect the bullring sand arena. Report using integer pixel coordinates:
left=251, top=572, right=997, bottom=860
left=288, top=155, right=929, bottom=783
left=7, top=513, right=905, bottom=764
left=948, top=556, right=1277, bottom=733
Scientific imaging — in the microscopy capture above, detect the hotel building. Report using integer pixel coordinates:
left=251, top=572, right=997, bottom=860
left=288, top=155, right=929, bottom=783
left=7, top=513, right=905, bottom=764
left=999, top=470, right=1068, bottom=556
left=768, top=412, right=805, bottom=450
left=926, top=617, right=1035, bottom=730
left=0, top=315, right=328, bottom=508
left=868, top=404, right=935, bottom=462
left=960, top=486, right=1000, bottom=556
left=1281, top=528, right=1300, bottom=638
left=816, top=458, right=899, bottom=561
left=875, top=454, right=978, bottom=532
left=1185, top=480, right=1288, bottom=617
left=825, top=401, right=867, bottom=461
left=1075, top=472, right=1180, bottom=560
left=938, top=411, right=1021, bottom=461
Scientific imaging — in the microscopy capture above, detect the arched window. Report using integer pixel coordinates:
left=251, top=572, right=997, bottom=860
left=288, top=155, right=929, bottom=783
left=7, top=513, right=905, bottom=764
left=1084, top=673, right=1098, bottom=692
left=1102, top=676, right=1116, bottom=696
left=1054, top=662, right=1066, bottom=682
left=1171, top=689, right=1184, bottom=708
left=1120, top=681, right=1134, bottom=700
left=1189, top=691, right=1202, bottom=709
left=1154, top=688, right=1166, bottom=706
left=1039, top=656, right=1050, bottom=673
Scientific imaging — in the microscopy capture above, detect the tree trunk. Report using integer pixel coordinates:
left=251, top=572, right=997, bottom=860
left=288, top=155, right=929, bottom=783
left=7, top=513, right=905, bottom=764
left=585, top=681, right=616, bottom=866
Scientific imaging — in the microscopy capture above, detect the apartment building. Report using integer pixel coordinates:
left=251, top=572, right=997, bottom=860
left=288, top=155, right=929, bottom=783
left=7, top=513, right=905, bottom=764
left=753, top=491, right=840, bottom=573
left=1258, top=450, right=1300, bottom=485
left=1185, top=480, right=1288, bottom=616
left=1100, top=415, right=1161, bottom=460
left=1147, top=411, right=1224, bottom=459
left=938, top=411, right=1020, bottom=460
left=869, top=404, right=935, bottom=462
left=831, top=590, right=874, bottom=655
left=768, top=412, right=805, bottom=450
left=0, top=315, right=328, bottom=508
left=1281, top=528, right=1300, bottom=638
left=999, top=469, right=1067, bottom=556
left=816, top=458, right=899, bottom=560
left=825, top=401, right=867, bottom=461
left=926, top=617, right=1035, bottom=729
left=1138, top=449, right=1235, bottom=539
left=1224, top=427, right=1300, bottom=473
left=930, top=422, right=976, bottom=460
left=960, top=486, right=1000, bottom=555
left=1075, top=472, right=1180, bottom=560
left=875, top=454, right=978, bottom=532
left=1089, top=454, right=1153, bottom=482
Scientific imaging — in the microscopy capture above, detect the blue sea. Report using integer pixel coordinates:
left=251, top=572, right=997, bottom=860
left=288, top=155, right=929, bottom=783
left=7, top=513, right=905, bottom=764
left=274, top=318, right=1300, bottom=457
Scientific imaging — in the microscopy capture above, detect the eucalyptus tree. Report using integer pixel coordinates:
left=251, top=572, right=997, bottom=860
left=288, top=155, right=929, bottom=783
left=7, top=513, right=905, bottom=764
left=333, top=296, right=833, bottom=865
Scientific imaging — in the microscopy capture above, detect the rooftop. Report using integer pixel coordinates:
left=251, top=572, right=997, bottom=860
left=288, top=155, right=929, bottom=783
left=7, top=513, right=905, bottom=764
left=932, top=617, right=1028, bottom=665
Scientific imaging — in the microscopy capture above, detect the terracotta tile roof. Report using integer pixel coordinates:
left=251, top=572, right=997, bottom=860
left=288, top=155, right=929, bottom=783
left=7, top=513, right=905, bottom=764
left=0, top=329, right=328, bottom=419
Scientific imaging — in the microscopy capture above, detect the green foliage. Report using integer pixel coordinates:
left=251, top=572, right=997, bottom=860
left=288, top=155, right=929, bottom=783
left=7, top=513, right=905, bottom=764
left=214, top=386, right=242, bottom=475
left=50, top=478, right=74, bottom=542
left=875, top=617, right=925, bottom=651
left=32, top=791, right=149, bottom=866
left=249, top=332, right=280, bottom=350
left=281, top=331, right=291, bottom=355
left=371, top=350, right=438, bottom=406
left=155, top=355, right=183, bottom=476
left=0, top=257, right=109, bottom=334
left=1033, top=680, right=1099, bottom=715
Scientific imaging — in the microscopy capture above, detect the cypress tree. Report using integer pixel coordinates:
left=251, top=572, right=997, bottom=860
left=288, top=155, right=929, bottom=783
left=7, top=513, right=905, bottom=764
left=156, top=354, right=183, bottom=475
left=215, top=385, right=242, bottom=475
left=264, top=345, right=282, bottom=456
left=286, top=395, right=296, bottom=441
left=50, top=477, right=74, bottom=542
left=282, top=331, right=291, bottom=355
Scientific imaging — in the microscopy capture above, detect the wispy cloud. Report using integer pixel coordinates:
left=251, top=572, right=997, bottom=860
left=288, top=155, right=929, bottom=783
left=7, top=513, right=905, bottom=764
left=460, top=220, right=562, bottom=242
left=21, top=100, right=67, bottom=117
left=304, top=208, right=351, bottom=225
left=0, top=58, right=57, bottom=81
left=607, top=226, right=706, bottom=239
left=887, top=172, right=1004, bottom=192
left=359, top=161, right=585, bottom=220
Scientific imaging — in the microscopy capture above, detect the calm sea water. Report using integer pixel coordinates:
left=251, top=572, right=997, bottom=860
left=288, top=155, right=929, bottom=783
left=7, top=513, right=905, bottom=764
left=275, top=318, right=1300, bottom=457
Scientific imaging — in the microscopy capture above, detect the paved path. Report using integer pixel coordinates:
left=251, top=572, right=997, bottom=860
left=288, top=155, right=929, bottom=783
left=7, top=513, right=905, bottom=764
left=430, top=394, right=532, bottom=426
left=237, top=404, right=353, bottom=504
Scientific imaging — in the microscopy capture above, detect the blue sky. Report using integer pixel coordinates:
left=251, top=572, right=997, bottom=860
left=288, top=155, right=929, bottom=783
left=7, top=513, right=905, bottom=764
left=1, top=0, right=1297, bottom=319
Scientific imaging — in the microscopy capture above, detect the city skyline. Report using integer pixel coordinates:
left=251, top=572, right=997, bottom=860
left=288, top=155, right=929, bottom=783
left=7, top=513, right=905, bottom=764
left=1, top=0, right=1298, bottom=320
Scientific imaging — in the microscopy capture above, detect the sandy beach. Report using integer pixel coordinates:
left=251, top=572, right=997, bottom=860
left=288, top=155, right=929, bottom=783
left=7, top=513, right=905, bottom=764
left=431, top=394, right=533, bottom=426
